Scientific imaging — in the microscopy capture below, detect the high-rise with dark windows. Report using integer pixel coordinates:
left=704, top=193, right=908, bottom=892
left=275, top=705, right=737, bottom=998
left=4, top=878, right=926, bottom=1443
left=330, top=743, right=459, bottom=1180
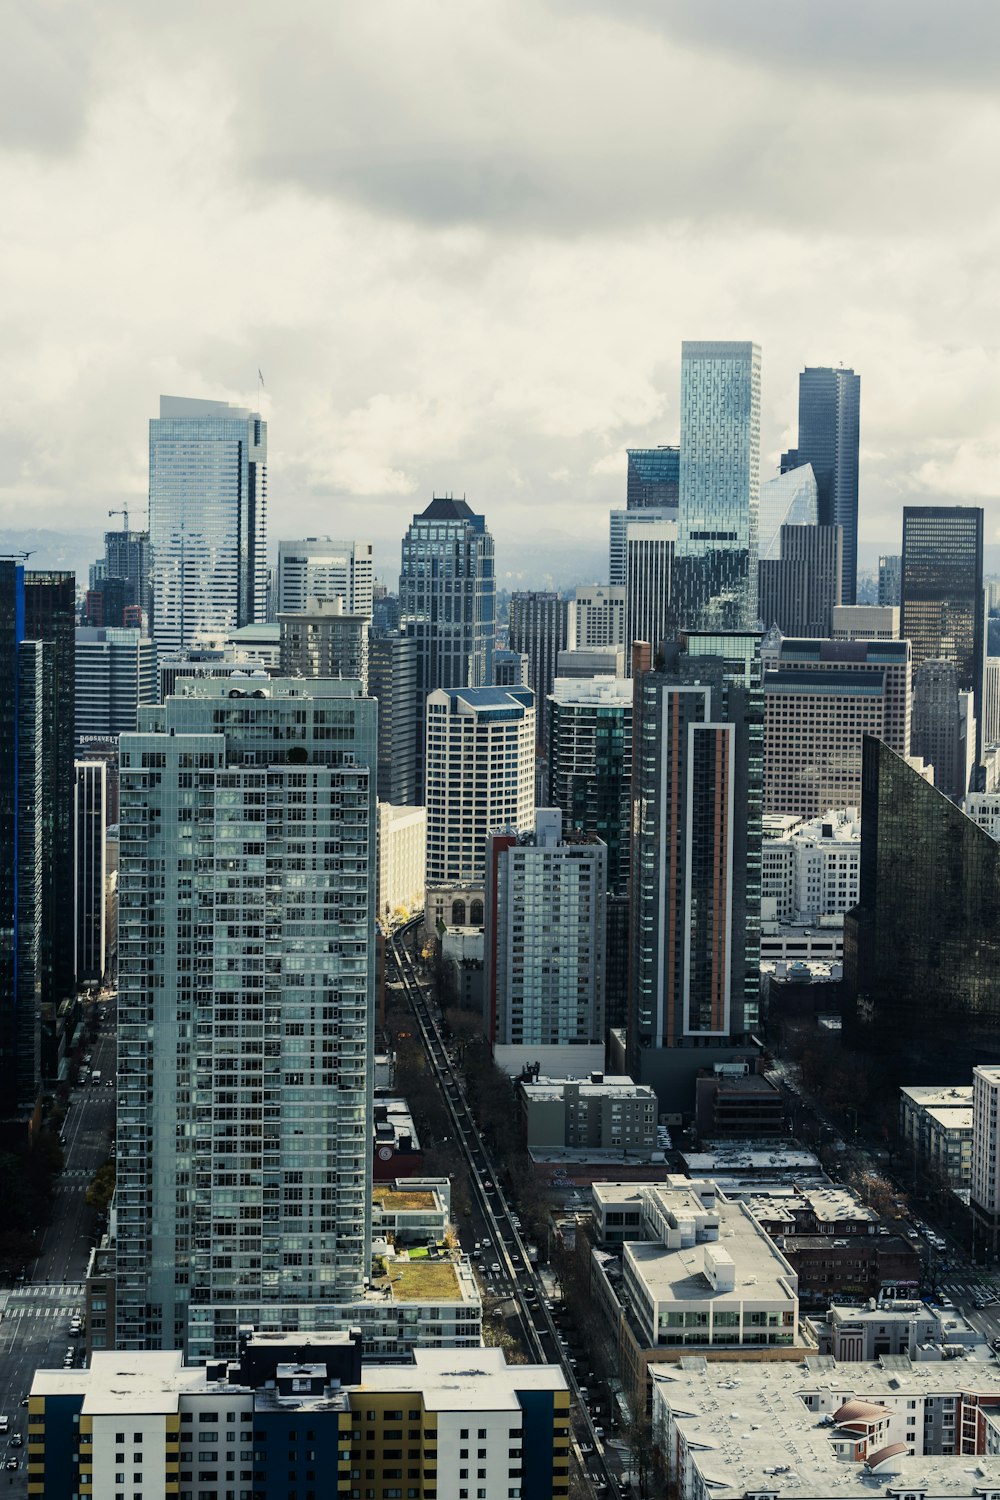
left=674, top=342, right=761, bottom=633
left=22, top=570, right=76, bottom=1009
left=399, top=496, right=495, bottom=800
left=628, top=631, right=763, bottom=1107
left=795, top=366, right=861, bottom=604
left=900, top=506, right=983, bottom=690
left=508, top=591, right=568, bottom=750
left=844, top=734, right=1000, bottom=1081
left=627, top=445, right=680, bottom=510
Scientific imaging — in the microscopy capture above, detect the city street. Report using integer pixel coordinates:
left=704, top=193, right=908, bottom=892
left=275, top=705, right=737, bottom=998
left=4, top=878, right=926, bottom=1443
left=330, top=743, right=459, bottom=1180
left=0, top=999, right=116, bottom=1490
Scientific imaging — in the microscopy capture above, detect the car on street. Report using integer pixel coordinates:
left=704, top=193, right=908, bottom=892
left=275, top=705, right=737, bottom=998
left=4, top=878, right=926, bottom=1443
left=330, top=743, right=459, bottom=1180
left=5, top=1458, right=19, bottom=1471
left=9, top=1436, right=22, bottom=1448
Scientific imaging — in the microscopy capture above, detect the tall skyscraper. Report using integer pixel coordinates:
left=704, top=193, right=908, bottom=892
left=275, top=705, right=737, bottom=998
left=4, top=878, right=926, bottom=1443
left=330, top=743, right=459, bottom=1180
left=104, top=525, right=151, bottom=619
left=610, top=505, right=677, bottom=588
left=22, top=570, right=76, bottom=1008
left=628, top=631, right=763, bottom=1106
left=758, top=523, right=842, bottom=637
left=972, top=1066, right=1000, bottom=1256
left=0, top=562, right=44, bottom=1120
left=567, top=584, right=626, bottom=648
left=624, top=520, right=677, bottom=661
left=508, top=591, right=569, bottom=748
left=368, top=634, right=419, bottom=805
left=764, top=664, right=887, bottom=817
left=149, top=396, right=268, bottom=658
left=795, top=366, right=861, bottom=604
left=900, top=506, right=984, bottom=689
left=423, top=686, right=535, bottom=929
left=548, top=675, right=633, bottom=896
left=276, top=539, right=374, bottom=618
left=878, top=554, right=901, bottom=608
left=768, top=637, right=912, bottom=758
left=626, top=445, right=680, bottom=510
left=485, top=809, right=607, bottom=1054
left=757, top=464, right=818, bottom=562
left=911, top=658, right=973, bottom=801
left=844, top=735, right=1000, bottom=1081
left=75, top=626, right=157, bottom=749
left=399, top=496, right=495, bottom=798
left=115, top=678, right=376, bottom=1359
left=278, top=598, right=369, bottom=690
left=74, top=760, right=107, bottom=985
left=675, top=341, right=761, bottom=631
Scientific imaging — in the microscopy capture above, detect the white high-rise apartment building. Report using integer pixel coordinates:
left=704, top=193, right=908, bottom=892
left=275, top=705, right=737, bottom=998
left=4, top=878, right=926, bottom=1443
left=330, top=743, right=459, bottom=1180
left=568, top=584, right=626, bottom=648
left=423, top=686, right=535, bottom=926
left=486, top=809, right=607, bottom=1051
left=115, top=677, right=376, bottom=1361
left=972, top=1065, right=1000, bottom=1253
left=276, top=538, right=374, bottom=618
left=149, top=396, right=268, bottom=658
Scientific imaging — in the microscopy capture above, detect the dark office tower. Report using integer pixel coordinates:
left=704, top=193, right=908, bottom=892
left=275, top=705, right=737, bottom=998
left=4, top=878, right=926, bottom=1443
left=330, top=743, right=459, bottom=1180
left=844, top=735, right=1000, bottom=1081
left=627, top=445, right=680, bottom=510
left=22, top=571, right=76, bottom=1009
left=74, top=760, right=107, bottom=985
left=371, top=586, right=400, bottom=638
left=548, top=676, right=633, bottom=896
left=104, top=528, right=150, bottom=618
left=628, top=631, right=763, bottom=1109
left=369, top=633, right=419, bottom=806
left=878, top=554, right=901, bottom=608
left=399, top=496, right=495, bottom=800
left=900, top=507, right=984, bottom=691
left=758, top=523, right=843, bottom=637
left=674, top=342, right=761, bottom=633
left=795, top=366, right=861, bottom=604
left=508, top=591, right=569, bottom=750
left=780, top=449, right=801, bottom=473
left=0, top=563, right=44, bottom=1123
left=911, top=658, right=971, bottom=801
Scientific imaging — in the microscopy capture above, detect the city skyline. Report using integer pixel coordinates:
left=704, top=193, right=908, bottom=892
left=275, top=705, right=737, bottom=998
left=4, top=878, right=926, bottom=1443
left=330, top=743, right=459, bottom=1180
left=5, top=7, right=1000, bottom=584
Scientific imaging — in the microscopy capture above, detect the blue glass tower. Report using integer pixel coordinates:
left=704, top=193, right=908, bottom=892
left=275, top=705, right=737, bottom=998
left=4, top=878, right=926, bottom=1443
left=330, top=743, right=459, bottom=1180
left=674, top=341, right=761, bottom=632
left=796, top=366, right=861, bottom=604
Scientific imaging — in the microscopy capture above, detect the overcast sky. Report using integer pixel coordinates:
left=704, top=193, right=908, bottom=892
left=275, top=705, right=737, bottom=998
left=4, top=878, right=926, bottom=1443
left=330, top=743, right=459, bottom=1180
left=4, top=0, right=1000, bottom=587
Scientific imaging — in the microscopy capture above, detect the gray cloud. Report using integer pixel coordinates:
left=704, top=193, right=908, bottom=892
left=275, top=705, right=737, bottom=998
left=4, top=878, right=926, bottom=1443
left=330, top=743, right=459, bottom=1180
left=0, top=1, right=999, bottom=587
left=0, top=2, right=95, bottom=151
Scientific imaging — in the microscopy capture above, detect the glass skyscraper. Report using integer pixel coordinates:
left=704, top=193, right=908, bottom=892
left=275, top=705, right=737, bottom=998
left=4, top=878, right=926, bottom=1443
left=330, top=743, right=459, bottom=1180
left=626, top=445, right=680, bottom=510
left=900, top=505, right=983, bottom=690
left=399, top=496, right=495, bottom=799
left=115, top=678, right=376, bottom=1360
left=149, top=396, right=268, bottom=659
left=844, top=734, right=1000, bottom=1080
left=757, top=463, right=818, bottom=562
left=675, top=341, right=761, bottom=632
left=795, top=366, right=861, bottom=604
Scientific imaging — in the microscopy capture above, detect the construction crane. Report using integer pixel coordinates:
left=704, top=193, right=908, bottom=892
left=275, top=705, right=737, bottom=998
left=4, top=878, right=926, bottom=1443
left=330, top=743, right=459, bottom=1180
left=109, top=508, right=147, bottom=532
left=0, top=550, right=35, bottom=560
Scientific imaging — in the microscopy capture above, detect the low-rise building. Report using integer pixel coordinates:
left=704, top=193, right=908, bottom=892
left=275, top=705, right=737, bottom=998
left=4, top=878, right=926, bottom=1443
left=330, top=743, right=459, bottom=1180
left=371, top=1177, right=451, bottom=1245
left=770, top=1232, right=922, bottom=1308
left=813, top=1299, right=985, bottom=1361
left=583, top=1178, right=803, bottom=1414
left=899, top=1083, right=974, bottom=1188
left=652, top=1355, right=1000, bottom=1500
left=373, top=1098, right=424, bottom=1180
left=29, top=1339, right=569, bottom=1500
left=519, top=1073, right=657, bottom=1152
left=694, top=1066, right=787, bottom=1138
